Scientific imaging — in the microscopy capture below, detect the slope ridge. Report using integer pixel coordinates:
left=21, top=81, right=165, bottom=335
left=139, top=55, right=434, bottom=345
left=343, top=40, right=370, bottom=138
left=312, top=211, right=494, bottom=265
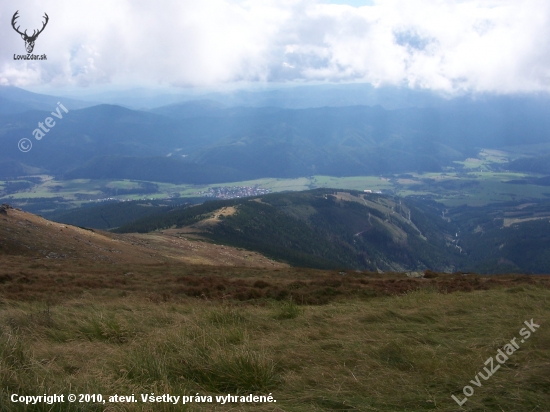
left=0, top=204, right=286, bottom=268
left=114, top=189, right=459, bottom=271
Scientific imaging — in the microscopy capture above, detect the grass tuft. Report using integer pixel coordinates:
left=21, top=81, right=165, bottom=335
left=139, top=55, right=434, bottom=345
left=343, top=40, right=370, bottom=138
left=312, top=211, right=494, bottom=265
left=275, top=297, right=301, bottom=320
left=78, top=313, right=135, bottom=343
left=181, top=348, right=280, bottom=393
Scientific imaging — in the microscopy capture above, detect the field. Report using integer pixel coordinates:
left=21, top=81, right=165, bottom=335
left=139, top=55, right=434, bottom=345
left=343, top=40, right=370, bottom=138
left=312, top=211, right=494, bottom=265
left=2, top=170, right=549, bottom=212
left=1, top=268, right=549, bottom=411
left=2, top=146, right=550, bottom=214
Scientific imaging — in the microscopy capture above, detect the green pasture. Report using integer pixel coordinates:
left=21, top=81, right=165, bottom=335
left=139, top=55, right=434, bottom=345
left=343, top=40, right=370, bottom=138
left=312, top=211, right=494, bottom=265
left=2, top=143, right=550, bottom=211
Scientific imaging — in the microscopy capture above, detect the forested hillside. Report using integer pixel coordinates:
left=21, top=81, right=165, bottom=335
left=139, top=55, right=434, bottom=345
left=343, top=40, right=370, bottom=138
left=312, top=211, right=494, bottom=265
left=115, top=189, right=461, bottom=271
left=113, top=189, right=550, bottom=274
left=2, top=91, right=550, bottom=183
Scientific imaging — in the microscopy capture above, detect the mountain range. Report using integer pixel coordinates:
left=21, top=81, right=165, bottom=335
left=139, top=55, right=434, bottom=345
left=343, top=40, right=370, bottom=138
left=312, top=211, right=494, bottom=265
left=2, top=85, right=550, bottom=182
left=0, top=86, right=94, bottom=115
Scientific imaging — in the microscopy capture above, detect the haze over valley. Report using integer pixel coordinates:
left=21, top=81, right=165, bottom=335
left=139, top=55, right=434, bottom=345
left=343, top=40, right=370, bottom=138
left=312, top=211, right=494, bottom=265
left=2, top=83, right=550, bottom=274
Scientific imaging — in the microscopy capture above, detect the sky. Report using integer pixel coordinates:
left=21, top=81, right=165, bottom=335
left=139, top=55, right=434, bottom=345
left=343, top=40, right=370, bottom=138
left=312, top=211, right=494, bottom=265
left=1, top=0, right=550, bottom=95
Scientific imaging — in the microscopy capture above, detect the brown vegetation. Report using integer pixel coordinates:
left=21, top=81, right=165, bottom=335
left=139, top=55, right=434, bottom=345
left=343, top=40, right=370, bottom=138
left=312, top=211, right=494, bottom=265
left=1, top=255, right=549, bottom=304
left=1, top=207, right=549, bottom=304
left=0, top=206, right=286, bottom=267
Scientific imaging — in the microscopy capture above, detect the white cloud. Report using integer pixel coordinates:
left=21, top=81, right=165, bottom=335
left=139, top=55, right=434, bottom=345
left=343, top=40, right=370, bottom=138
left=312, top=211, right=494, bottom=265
left=0, top=0, right=549, bottom=93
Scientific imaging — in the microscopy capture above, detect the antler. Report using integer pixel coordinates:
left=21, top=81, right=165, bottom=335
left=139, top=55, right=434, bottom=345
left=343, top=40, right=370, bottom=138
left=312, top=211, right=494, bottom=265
left=11, top=11, right=26, bottom=37
left=32, top=13, right=49, bottom=38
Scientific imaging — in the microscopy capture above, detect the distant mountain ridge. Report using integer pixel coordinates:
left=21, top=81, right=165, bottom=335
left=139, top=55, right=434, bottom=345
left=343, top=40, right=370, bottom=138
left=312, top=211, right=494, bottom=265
left=2, top=86, right=550, bottom=182
left=0, top=86, right=94, bottom=115
left=25, top=83, right=448, bottom=110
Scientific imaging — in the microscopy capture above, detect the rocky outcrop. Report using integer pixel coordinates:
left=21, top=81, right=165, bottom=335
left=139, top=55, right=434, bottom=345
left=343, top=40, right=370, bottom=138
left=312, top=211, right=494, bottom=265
left=406, top=271, right=424, bottom=278
left=0, top=203, right=13, bottom=215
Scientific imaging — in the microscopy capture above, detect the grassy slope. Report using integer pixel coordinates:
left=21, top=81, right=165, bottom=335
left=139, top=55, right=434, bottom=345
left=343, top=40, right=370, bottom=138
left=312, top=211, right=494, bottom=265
left=0, top=285, right=548, bottom=411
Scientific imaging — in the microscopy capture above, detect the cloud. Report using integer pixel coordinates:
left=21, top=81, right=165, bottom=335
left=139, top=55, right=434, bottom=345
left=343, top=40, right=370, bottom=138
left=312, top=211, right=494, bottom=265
left=1, top=0, right=549, bottom=93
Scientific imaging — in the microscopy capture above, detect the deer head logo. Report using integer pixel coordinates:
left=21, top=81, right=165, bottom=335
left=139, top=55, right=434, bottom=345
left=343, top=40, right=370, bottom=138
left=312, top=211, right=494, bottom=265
left=11, top=11, right=49, bottom=54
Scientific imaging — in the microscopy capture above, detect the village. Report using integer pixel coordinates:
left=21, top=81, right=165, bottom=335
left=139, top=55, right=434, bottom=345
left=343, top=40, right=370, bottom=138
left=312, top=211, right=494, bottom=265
left=196, top=185, right=271, bottom=199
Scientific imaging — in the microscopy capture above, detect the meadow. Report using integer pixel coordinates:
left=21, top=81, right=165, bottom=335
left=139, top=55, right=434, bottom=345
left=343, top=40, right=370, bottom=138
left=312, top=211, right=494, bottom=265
left=2, top=146, right=549, bottom=214
left=0, top=266, right=549, bottom=411
left=3, top=169, right=549, bottom=212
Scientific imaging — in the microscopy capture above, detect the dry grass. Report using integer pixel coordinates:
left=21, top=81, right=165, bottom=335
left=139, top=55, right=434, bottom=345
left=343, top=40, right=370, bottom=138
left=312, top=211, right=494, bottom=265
left=0, top=207, right=286, bottom=268
left=1, top=255, right=549, bottom=304
left=1, top=285, right=549, bottom=411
